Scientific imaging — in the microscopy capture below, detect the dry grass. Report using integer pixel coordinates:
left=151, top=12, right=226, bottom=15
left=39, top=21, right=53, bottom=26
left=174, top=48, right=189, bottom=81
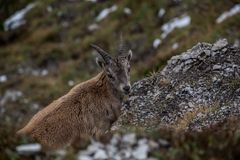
left=173, top=103, right=219, bottom=131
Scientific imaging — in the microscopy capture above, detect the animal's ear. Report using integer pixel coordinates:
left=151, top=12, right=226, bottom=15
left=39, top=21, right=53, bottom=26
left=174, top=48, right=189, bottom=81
left=127, top=50, right=132, bottom=61
left=96, top=57, right=106, bottom=68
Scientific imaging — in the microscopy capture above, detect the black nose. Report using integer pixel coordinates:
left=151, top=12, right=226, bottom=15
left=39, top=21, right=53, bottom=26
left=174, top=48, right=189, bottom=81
left=123, top=85, right=131, bottom=93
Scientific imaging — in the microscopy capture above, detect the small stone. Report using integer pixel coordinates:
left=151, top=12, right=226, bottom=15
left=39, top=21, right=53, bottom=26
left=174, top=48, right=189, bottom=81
left=116, top=148, right=132, bottom=159
left=132, top=144, right=149, bottom=160
left=106, top=144, right=117, bottom=157
left=166, top=94, right=174, bottom=100
left=148, top=140, right=159, bottom=149
left=110, top=134, right=121, bottom=146
left=16, top=143, right=41, bottom=155
left=188, top=102, right=194, bottom=108
left=158, top=139, right=169, bottom=147
left=122, top=133, right=136, bottom=145
left=68, top=80, right=74, bottom=86
left=222, top=48, right=227, bottom=52
left=123, top=8, right=132, bottom=15
left=88, top=24, right=99, bottom=31
left=78, top=155, right=93, bottom=160
left=93, top=149, right=108, bottom=159
left=213, top=64, right=222, bottom=70
left=0, top=75, right=7, bottom=83
left=212, top=39, right=228, bottom=51
left=87, top=142, right=104, bottom=154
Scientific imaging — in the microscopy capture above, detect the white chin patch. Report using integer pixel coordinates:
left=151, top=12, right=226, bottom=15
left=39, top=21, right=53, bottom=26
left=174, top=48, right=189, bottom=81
left=119, top=83, right=125, bottom=92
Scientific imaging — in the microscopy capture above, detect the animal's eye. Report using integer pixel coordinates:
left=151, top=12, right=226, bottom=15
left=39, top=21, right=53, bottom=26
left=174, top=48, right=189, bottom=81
left=107, top=74, right=115, bottom=80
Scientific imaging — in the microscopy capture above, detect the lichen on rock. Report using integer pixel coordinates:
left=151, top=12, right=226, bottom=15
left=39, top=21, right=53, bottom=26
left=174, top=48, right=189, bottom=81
left=114, top=39, right=240, bottom=131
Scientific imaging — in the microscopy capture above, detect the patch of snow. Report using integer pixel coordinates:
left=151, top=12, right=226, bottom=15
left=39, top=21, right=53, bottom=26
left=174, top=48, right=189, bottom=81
left=0, top=75, right=7, bottom=83
left=153, top=38, right=162, bottom=48
left=16, top=143, right=41, bottom=155
left=216, top=4, right=240, bottom=23
left=158, top=8, right=165, bottom=18
left=88, top=23, right=99, bottom=31
left=172, top=42, right=179, bottom=50
left=124, top=7, right=132, bottom=15
left=96, top=5, right=118, bottom=22
left=4, top=3, right=36, bottom=31
left=161, top=14, right=191, bottom=39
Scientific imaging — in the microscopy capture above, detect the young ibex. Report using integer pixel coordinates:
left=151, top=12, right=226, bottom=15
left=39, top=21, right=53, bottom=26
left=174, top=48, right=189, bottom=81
left=17, top=42, right=132, bottom=149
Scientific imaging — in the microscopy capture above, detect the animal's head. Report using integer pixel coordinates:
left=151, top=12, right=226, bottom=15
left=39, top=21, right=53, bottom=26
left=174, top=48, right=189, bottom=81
left=91, top=42, right=132, bottom=95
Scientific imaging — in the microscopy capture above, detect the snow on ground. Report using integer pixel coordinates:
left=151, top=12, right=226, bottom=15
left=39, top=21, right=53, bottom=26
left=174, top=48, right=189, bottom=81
left=158, top=8, right=165, bottom=18
left=96, top=5, right=118, bottom=22
left=16, top=143, right=41, bottom=155
left=0, top=75, right=7, bottom=83
left=4, top=3, right=36, bottom=31
left=161, top=14, right=191, bottom=39
left=216, top=4, right=240, bottom=23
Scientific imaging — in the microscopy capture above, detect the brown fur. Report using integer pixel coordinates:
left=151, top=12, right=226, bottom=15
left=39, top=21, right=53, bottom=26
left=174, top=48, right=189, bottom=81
left=17, top=71, right=122, bottom=149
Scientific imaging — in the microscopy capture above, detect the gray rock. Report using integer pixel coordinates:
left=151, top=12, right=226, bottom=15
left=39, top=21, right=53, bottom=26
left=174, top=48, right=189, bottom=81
left=212, top=39, right=228, bottom=51
left=122, top=133, right=136, bottom=145
left=132, top=143, right=149, bottom=160
left=93, top=149, right=108, bottom=159
left=16, top=143, right=41, bottom=155
left=114, top=39, right=240, bottom=131
left=78, top=155, right=93, bottom=160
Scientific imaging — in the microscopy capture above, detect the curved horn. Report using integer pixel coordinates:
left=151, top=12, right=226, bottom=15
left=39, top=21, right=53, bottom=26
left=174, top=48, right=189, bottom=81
left=91, top=44, right=112, bottom=63
left=118, top=35, right=129, bottom=56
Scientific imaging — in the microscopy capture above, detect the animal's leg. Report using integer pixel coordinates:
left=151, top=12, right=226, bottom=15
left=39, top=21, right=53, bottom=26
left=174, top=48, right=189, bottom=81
left=71, top=134, right=90, bottom=151
left=31, top=122, right=74, bottom=149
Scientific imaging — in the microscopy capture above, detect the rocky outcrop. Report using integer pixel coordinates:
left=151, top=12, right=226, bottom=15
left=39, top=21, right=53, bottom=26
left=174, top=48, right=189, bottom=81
left=115, top=39, right=240, bottom=131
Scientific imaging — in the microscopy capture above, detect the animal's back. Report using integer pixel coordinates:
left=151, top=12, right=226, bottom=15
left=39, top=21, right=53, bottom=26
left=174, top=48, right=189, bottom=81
left=16, top=76, right=103, bottom=149
left=17, top=72, right=119, bottom=149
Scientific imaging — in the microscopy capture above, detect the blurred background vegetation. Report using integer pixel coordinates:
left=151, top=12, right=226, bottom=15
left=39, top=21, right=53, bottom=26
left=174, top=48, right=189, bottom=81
left=0, top=0, right=240, bottom=159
